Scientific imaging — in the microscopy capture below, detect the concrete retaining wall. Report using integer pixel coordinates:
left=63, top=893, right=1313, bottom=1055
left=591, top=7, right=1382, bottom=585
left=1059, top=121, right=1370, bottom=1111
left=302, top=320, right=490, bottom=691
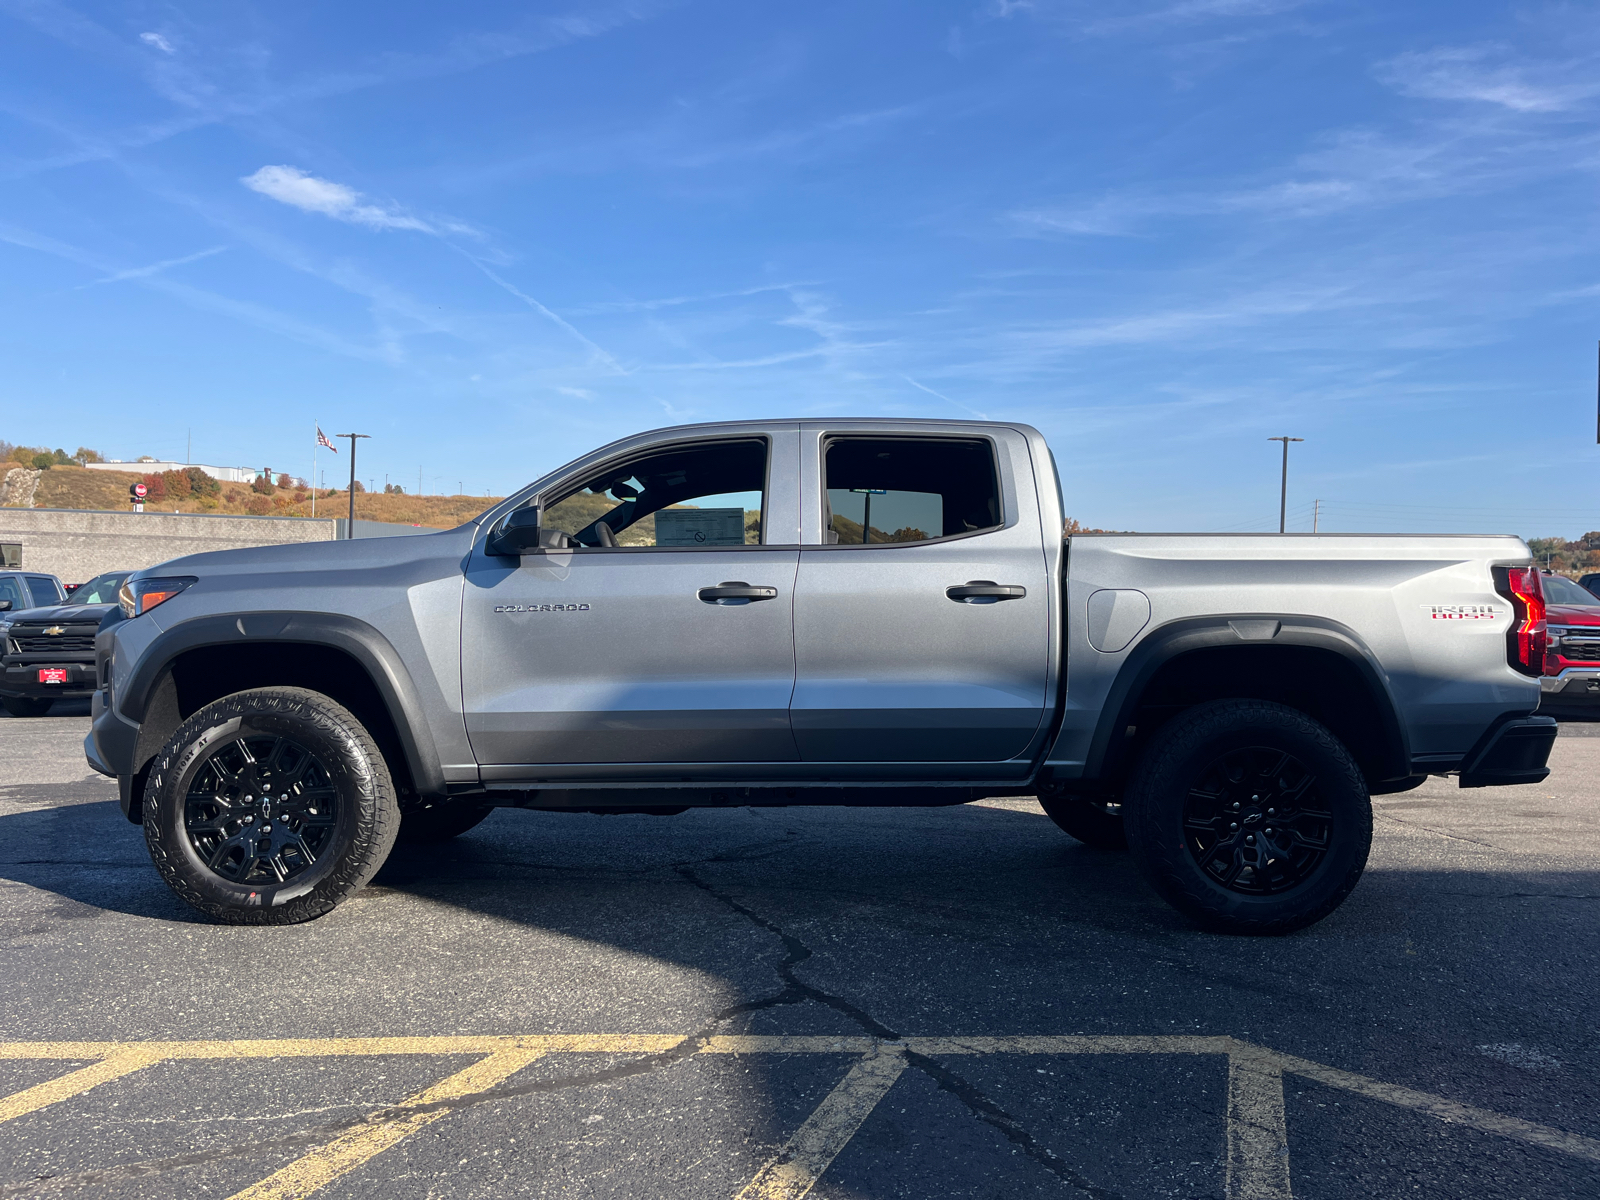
left=0, top=508, right=336, bottom=582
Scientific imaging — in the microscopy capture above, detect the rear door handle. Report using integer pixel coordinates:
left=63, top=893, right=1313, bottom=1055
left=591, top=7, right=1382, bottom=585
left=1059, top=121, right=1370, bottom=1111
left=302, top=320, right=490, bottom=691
left=698, top=581, right=779, bottom=605
left=946, top=580, right=1027, bottom=604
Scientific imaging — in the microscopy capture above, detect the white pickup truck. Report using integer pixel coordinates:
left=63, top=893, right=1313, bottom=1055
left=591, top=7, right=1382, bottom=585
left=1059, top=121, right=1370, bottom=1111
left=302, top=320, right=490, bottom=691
left=87, top=418, right=1555, bottom=934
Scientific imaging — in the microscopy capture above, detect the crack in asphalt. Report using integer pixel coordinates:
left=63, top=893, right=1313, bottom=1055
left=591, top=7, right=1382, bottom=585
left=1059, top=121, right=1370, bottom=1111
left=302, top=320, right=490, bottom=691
left=1, top=842, right=1118, bottom=1199
left=1374, top=812, right=1499, bottom=849
left=673, top=862, right=1123, bottom=1198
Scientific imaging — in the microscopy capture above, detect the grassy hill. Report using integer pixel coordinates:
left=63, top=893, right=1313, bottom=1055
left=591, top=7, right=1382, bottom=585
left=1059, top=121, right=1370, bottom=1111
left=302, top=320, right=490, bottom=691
left=16, top=464, right=500, bottom=528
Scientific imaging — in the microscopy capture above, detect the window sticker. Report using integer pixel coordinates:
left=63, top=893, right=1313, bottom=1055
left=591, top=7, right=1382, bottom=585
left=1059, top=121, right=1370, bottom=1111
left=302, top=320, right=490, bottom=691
left=655, top=508, right=746, bottom=547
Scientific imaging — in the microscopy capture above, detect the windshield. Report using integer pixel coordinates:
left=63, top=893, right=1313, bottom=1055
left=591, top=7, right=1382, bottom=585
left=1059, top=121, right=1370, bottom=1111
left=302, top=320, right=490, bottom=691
left=65, top=572, right=129, bottom=605
left=1542, top=574, right=1600, bottom=607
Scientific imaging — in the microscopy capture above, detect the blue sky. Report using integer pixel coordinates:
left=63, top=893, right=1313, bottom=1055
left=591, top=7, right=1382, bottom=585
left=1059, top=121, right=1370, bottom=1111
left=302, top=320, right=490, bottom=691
left=2, top=0, right=1597, bottom=535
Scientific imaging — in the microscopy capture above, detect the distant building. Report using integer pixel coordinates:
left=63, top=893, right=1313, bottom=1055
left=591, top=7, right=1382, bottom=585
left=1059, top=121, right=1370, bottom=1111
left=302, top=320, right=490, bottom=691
left=85, top=461, right=261, bottom=485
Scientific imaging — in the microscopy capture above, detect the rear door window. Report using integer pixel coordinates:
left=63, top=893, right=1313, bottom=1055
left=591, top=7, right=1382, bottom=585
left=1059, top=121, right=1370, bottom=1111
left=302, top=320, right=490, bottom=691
left=822, top=437, right=1001, bottom=545
left=26, top=576, right=60, bottom=607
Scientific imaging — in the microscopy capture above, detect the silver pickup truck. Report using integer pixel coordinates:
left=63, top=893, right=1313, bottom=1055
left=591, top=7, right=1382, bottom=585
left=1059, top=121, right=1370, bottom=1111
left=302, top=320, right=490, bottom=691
left=85, top=419, right=1556, bottom=934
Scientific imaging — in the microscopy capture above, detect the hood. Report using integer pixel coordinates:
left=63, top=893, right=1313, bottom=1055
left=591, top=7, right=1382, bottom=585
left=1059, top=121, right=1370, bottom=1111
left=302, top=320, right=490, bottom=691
left=1546, top=603, right=1600, bottom=627
left=0, top=602, right=116, bottom=624
left=135, top=523, right=479, bottom=579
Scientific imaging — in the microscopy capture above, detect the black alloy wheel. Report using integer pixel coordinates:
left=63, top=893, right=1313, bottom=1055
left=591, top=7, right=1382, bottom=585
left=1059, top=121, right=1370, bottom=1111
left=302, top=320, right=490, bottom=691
left=143, top=687, right=399, bottom=925
left=184, top=733, right=340, bottom=885
left=1180, top=746, right=1330, bottom=895
left=1123, top=699, right=1371, bottom=935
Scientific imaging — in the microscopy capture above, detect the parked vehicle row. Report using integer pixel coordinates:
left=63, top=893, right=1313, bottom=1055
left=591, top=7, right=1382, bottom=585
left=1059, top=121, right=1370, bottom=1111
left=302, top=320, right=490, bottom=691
left=0, top=571, right=131, bottom=717
left=1539, top=571, right=1600, bottom=716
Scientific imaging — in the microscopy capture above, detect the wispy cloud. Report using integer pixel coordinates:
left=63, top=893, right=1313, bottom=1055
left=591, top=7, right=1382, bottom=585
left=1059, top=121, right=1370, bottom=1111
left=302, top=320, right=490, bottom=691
left=0, top=221, right=385, bottom=361
left=75, top=245, right=225, bottom=287
left=1008, top=97, right=1600, bottom=237
left=242, top=166, right=434, bottom=232
left=1375, top=46, right=1600, bottom=114
left=467, top=257, right=630, bottom=375
left=987, top=0, right=1316, bottom=36
left=903, top=374, right=988, bottom=420
left=1084, top=0, right=1313, bottom=35
left=569, top=282, right=814, bottom=315
left=2, top=2, right=663, bottom=181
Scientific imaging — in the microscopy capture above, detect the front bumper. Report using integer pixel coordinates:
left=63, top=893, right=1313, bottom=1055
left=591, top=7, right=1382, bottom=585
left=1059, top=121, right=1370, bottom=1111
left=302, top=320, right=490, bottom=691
left=1540, top=667, right=1600, bottom=705
left=0, top=659, right=97, bottom=701
left=86, top=687, right=142, bottom=820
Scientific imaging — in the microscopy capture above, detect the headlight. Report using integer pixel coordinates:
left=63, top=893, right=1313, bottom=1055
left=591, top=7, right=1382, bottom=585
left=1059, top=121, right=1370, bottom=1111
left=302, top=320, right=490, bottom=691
left=119, top=576, right=198, bottom=619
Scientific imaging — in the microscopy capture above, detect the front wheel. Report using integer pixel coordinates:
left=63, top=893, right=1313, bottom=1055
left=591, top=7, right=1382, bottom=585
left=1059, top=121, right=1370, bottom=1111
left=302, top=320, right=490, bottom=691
left=1123, top=700, right=1371, bottom=935
left=142, top=687, right=400, bottom=925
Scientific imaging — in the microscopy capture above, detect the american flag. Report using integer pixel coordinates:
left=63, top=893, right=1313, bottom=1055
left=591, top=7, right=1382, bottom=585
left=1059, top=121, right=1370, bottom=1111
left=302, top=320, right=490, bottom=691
left=317, top=426, right=337, bottom=452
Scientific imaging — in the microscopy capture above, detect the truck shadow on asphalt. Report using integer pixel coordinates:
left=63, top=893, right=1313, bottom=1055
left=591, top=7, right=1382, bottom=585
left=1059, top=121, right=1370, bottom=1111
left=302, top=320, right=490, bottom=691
left=4, top=800, right=1600, bottom=1199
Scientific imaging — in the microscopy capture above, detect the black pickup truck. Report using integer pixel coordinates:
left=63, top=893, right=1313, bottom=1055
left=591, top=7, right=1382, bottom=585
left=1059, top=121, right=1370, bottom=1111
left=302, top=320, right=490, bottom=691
left=0, top=572, right=129, bottom=717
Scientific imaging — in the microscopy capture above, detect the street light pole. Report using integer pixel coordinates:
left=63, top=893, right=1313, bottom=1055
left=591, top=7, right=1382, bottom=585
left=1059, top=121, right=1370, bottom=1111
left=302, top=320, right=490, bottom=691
left=1267, top=436, right=1304, bottom=533
left=335, top=433, right=370, bottom=538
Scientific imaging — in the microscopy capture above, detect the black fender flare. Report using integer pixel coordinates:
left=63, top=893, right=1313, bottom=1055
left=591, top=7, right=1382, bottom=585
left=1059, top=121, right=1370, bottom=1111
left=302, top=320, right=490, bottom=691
left=118, top=612, right=446, bottom=797
left=1082, top=613, right=1411, bottom=785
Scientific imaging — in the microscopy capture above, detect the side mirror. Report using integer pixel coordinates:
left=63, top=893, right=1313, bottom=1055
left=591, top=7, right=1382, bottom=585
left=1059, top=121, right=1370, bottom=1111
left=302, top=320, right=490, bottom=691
left=0, top=600, right=10, bottom=611
left=487, top=508, right=571, bottom=556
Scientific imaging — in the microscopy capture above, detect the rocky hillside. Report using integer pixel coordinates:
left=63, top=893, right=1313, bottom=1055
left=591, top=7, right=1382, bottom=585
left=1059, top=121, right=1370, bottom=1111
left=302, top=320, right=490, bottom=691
left=1, top=463, right=501, bottom=528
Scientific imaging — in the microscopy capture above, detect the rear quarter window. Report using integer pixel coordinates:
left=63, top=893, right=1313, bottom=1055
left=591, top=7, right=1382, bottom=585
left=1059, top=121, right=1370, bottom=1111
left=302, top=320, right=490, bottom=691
left=26, top=577, right=61, bottom=607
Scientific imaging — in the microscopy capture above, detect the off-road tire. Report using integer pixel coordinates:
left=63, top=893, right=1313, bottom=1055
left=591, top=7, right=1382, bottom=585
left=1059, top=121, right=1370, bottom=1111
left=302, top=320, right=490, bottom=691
left=1037, top=789, right=1127, bottom=850
left=397, top=803, right=492, bottom=844
left=2, top=697, right=53, bottom=718
left=1123, top=700, right=1371, bottom=936
left=143, top=687, right=400, bottom=925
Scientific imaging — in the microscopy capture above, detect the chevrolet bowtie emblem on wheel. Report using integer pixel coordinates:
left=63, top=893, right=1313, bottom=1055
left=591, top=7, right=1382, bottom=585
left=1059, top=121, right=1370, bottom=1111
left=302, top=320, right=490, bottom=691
left=43, top=626, right=65, bottom=635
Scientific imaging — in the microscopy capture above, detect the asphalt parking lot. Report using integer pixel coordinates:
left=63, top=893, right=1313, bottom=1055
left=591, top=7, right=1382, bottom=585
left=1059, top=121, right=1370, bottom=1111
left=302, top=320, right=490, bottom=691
left=2, top=701, right=1597, bottom=1200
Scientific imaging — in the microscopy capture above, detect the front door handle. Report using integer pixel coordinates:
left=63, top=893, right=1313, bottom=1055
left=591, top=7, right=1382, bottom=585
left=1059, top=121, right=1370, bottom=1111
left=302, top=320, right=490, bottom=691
left=698, top=581, right=779, bottom=605
left=946, top=581, right=1027, bottom=604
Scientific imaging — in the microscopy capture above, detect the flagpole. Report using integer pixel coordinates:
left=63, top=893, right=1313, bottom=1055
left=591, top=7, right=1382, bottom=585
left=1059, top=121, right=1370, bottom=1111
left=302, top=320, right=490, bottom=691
left=311, top=420, right=316, bottom=518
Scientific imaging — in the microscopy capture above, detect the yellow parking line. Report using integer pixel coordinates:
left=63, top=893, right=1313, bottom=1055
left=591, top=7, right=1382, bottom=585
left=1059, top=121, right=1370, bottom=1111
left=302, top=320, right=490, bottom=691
left=907, top=1035, right=1231, bottom=1055
left=0, top=1034, right=685, bottom=1061
left=1275, top=1050, right=1600, bottom=1165
left=0, top=1047, right=164, bottom=1126
left=736, top=1046, right=908, bottom=1200
left=1226, top=1047, right=1292, bottom=1200
left=1, top=1030, right=1597, bottom=1197
left=225, top=1048, right=547, bottom=1200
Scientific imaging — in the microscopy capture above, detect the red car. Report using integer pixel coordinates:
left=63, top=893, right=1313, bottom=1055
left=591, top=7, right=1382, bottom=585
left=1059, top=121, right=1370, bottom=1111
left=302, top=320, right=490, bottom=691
left=1540, top=572, right=1600, bottom=714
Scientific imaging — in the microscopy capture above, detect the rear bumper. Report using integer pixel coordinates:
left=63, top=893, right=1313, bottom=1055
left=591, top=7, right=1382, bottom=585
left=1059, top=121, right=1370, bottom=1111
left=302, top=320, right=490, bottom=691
left=1459, top=716, right=1557, bottom=788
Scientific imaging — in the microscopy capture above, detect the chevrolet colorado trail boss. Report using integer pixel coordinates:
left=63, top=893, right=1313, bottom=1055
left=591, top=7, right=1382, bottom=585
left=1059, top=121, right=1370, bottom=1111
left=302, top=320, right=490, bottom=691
left=85, top=419, right=1557, bottom=933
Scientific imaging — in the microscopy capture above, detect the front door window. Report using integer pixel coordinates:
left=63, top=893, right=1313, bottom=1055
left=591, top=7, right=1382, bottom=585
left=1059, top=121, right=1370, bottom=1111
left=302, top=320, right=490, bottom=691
left=542, top=439, right=767, bottom=548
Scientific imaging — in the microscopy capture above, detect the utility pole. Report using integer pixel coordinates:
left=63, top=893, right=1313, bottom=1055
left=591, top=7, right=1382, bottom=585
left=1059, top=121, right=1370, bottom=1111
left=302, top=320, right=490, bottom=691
left=1267, top=436, right=1304, bottom=533
left=336, top=433, right=370, bottom=538
left=1312, top=499, right=1321, bottom=533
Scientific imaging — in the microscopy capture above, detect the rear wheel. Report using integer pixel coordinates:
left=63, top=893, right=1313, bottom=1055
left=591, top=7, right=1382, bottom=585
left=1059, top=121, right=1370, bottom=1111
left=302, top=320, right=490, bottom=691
left=397, top=803, right=492, bottom=844
left=142, top=687, right=400, bottom=925
left=1123, top=700, right=1371, bottom=935
left=2, top=697, right=53, bottom=718
left=1037, top=788, right=1127, bottom=850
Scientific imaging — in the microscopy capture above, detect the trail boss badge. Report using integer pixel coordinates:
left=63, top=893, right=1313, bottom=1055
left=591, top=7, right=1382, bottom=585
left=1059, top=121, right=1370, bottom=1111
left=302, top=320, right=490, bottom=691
left=1422, top=604, right=1501, bottom=620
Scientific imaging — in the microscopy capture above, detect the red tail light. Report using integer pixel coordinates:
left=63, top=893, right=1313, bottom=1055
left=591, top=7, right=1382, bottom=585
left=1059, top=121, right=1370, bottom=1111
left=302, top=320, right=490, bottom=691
left=1493, top=565, right=1547, bottom=677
